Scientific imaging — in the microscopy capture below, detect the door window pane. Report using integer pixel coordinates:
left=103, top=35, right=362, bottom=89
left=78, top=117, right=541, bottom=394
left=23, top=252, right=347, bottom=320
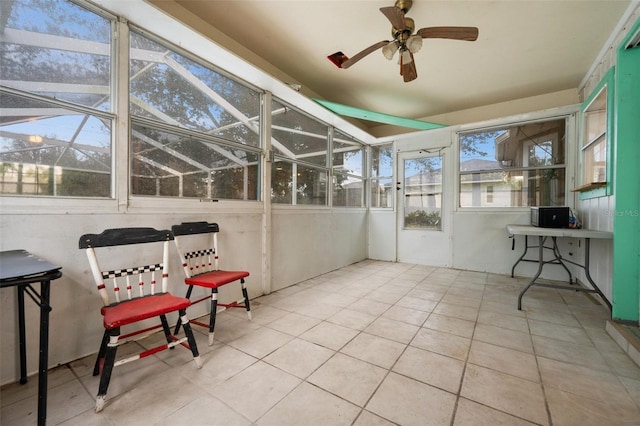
left=404, top=156, right=442, bottom=230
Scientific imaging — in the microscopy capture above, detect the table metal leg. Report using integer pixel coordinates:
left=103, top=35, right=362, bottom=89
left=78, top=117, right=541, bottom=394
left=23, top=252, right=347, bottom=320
left=511, top=235, right=529, bottom=278
left=1, top=251, right=60, bottom=426
left=17, top=286, right=27, bottom=384
left=518, top=236, right=545, bottom=310
left=583, top=238, right=612, bottom=311
left=37, top=280, right=51, bottom=426
left=551, top=237, right=573, bottom=284
left=515, top=235, right=612, bottom=312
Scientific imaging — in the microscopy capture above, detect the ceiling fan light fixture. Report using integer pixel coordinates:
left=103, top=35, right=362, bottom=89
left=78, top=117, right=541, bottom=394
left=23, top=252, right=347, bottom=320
left=400, top=49, right=413, bottom=64
left=329, top=2, right=479, bottom=82
left=406, top=34, right=423, bottom=53
left=382, top=41, right=400, bottom=60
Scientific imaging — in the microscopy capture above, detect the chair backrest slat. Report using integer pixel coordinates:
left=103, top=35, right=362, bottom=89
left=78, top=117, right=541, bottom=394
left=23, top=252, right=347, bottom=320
left=172, top=222, right=221, bottom=279
left=79, top=228, right=173, bottom=306
left=213, top=233, right=220, bottom=271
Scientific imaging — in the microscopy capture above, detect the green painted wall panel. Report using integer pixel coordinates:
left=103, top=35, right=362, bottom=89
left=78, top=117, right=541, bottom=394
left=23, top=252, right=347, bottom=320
left=612, top=19, right=640, bottom=323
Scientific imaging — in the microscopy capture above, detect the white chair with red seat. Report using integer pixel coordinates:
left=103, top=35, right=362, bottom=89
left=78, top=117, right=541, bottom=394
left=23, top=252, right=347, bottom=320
left=79, top=227, right=202, bottom=412
left=171, top=222, right=251, bottom=346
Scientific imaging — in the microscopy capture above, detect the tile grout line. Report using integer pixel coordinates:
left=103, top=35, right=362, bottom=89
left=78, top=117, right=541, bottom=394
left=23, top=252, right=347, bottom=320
left=526, top=293, right=557, bottom=426
left=347, top=273, right=422, bottom=425
left=449, top=274, right=486, bottom=426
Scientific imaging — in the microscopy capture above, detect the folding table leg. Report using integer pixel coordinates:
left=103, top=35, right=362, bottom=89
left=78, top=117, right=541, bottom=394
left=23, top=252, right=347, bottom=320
left=37, top=280, right=51, bottom=426
left=17, top=286, right=27, bottom=384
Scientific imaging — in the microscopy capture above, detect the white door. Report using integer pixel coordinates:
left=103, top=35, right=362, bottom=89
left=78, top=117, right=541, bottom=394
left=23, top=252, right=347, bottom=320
left=396, top=150, right=451, bottom=266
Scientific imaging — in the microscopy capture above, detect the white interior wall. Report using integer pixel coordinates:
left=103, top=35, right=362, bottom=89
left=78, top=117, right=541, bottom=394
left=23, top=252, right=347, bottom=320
left=0, top=205, right=368, bottom=386
left=271, top=209, right=367, bottom=291
left=2, top=0, right=634, bottom=387
left=368, top=210, right=396, bottom=262
left=451, top=211, right=529, bottom=275
left=0, top=210, right=263, bottom=385
left=572, top=196, right=615, bottom=300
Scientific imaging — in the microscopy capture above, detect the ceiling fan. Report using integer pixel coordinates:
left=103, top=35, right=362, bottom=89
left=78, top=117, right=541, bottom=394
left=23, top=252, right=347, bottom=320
left=327, top=0, right=479, bottom=83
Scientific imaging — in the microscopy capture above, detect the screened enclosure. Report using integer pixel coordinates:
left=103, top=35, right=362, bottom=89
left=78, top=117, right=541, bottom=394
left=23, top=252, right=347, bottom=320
left=0, top=0, right=366, bottom=205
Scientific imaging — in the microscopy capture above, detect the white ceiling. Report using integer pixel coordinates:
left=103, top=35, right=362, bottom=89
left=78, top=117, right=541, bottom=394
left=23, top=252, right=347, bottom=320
left=150, top=0, right=631, bottom=130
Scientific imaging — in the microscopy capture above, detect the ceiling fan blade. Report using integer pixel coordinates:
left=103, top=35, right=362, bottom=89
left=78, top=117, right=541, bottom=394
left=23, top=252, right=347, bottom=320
left=341, top=40, right=389, bottom=69
left=400, top=52, right=418, bottom=83
left=417, top=26, right=479, bottom=41
left=380, top=6, right=406, bottom=31
left=327, top=51, right=349, bottom=68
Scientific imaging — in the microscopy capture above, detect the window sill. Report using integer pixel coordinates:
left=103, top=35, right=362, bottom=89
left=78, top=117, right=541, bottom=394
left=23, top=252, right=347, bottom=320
left=572, top=182, right=607, bottom=192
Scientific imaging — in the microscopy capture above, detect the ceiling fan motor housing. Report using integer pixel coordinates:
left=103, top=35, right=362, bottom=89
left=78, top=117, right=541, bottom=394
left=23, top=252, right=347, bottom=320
left=395, top=0, right=413, bottom=13
left=393, top=17, right=415, bottom=41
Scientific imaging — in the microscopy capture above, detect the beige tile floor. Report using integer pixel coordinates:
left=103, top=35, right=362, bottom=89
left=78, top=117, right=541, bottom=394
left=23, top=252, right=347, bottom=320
left=3, top=260, right=640, bottom=425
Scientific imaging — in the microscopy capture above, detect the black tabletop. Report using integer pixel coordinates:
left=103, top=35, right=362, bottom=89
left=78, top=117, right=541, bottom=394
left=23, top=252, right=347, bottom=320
left=0, top=250, right=62, bottom=285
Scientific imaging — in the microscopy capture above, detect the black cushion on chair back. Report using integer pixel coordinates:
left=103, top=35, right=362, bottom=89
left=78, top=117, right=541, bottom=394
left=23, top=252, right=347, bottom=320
left=79, top=228, right=173, bottom=249
left=171, top=222, right=220, bottom=237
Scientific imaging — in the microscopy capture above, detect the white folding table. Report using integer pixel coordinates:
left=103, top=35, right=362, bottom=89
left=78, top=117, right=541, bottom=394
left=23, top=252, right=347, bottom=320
left=506, top=224, right=612, bottom=311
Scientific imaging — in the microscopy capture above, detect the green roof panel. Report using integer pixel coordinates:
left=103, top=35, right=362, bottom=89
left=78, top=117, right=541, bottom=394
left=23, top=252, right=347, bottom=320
left=313, top=99, right=446, bottom=131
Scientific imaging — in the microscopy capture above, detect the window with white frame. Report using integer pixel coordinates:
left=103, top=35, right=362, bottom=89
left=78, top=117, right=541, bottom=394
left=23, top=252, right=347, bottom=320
left=459, top=117, right=567, bottom=207
left=582, top=93, right=607, bottom=184
left=0, top=0, right=369, bottom=204
left=270, top=99, right=329, bottom=205
left=0, top=0, right=113, bottom=197
left=579, top=68, right=612, bottom=196
left=128, top=29, right=262, bottom=200
left=370, top=143, right=393, bottom=208
left=333, top=130, right=364, bottom=207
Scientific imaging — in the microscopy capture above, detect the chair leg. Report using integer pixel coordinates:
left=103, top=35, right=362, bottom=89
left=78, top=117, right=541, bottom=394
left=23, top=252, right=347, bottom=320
left=174, top=285, right=195, bottom=335
left=160, top=315, right=173, bottom=347
left=179, top=308, right=203, bottom=369
left=209, top=289, right=218, bottom=346
left=95, top=328, right=119, bottom=413
left=241, top=278, right=252, bottom=320
left=93, top=330, right=109, bottom=376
